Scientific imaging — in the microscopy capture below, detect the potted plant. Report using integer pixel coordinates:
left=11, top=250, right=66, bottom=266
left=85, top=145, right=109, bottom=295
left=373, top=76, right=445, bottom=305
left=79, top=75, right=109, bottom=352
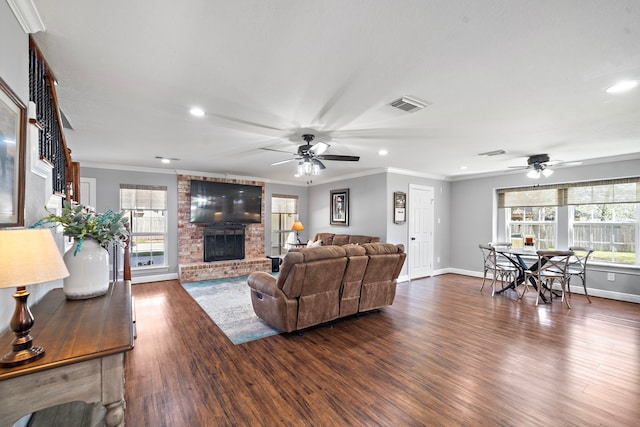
left=33, top=202, right=129, bottom=299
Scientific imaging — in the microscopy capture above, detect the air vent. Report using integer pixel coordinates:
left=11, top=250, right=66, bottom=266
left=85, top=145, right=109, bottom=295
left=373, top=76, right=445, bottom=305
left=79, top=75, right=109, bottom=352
left=478, top=149, right=507, bottom=157
left=390, top=96, right=428, bottom=113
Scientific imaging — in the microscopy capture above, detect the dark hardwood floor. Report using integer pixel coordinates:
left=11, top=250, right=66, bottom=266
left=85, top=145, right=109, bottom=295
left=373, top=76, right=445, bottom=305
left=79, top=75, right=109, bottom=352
left=125, top=274, right=640, bottom=426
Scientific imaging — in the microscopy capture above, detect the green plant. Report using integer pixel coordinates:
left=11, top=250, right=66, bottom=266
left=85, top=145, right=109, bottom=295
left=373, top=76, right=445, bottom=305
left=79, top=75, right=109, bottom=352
left=33, top=202, right=129, bottom=255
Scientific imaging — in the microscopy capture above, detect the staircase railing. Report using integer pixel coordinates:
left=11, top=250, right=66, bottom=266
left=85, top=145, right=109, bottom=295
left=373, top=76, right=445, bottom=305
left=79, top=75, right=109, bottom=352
left=28, top=36, right=78, bottom=201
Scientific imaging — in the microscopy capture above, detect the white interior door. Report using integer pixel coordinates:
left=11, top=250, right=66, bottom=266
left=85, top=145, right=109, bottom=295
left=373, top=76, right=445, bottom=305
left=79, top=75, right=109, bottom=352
left=408, top=184, right=434, bottom=279
left=80, top=177, right=96, bottom=208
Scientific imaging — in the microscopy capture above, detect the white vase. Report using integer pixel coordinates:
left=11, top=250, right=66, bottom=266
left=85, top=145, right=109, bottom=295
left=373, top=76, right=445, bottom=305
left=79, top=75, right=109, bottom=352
left=63, top=238, right=110, bottom=299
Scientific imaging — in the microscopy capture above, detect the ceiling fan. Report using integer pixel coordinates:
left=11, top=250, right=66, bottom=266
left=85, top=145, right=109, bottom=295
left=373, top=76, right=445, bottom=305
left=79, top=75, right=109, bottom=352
left=509, top=154, right=560, bottom=178
left=265, top=134, right=360, bottom=176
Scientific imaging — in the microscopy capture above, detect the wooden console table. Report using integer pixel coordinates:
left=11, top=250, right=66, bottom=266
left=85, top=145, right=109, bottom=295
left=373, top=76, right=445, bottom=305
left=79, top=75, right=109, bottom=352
left=0, top=281, right=134, bottom=426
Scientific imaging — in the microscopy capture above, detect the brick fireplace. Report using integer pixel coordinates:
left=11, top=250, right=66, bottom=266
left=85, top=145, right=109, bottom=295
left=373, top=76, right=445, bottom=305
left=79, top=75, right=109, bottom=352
left=177, top=174, right=270, bottom=282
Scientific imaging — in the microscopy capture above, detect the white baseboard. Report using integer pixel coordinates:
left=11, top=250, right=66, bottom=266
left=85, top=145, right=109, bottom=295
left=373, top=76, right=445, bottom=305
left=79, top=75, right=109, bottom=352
left=423, top=269, right=640, bottom=304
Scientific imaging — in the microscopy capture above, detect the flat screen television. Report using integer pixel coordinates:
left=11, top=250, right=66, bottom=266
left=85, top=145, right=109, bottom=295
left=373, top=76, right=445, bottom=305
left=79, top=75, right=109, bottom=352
left=190, top=180, right=262, bottom=224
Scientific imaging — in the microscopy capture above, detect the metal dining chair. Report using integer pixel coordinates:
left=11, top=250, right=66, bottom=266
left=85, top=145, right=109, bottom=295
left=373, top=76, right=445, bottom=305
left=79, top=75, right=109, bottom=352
left=522, top=250, right=574, bottom=308
left=479, top=244, right=519, bottom=296
left=567, top=247, right=594, bottom=303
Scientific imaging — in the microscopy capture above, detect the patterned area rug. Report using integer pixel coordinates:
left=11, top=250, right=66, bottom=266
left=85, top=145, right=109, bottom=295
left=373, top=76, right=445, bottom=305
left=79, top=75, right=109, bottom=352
left=181, top=275, right=281, bottom=345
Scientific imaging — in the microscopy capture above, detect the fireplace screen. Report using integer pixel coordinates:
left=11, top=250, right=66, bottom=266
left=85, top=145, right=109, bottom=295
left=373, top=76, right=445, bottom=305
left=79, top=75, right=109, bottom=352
left=204, top=224, right=245, bottom=261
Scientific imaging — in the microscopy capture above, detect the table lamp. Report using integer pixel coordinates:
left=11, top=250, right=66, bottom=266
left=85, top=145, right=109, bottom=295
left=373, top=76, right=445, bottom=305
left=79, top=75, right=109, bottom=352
left=292, top=220, right=304, bottom=244
left=0, top=229, right=69, bottom=368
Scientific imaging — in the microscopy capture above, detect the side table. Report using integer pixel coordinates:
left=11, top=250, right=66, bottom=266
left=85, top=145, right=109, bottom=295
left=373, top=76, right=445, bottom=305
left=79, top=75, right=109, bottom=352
left=0, top=281, right=134, bottom=426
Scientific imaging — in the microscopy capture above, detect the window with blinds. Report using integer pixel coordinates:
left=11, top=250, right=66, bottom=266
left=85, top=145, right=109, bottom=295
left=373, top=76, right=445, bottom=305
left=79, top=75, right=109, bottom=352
left=120, top=185, right=168, bottom=269
left=498, top=177, right=640, bottom=265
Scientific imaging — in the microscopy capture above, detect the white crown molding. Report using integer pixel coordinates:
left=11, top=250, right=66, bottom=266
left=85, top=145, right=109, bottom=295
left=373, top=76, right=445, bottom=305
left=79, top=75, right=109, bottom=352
left=7, top=0, right=45, bottom=33
left=81, top=161, right=179, bottom=175
left=386, top=167, right=449, bottom=181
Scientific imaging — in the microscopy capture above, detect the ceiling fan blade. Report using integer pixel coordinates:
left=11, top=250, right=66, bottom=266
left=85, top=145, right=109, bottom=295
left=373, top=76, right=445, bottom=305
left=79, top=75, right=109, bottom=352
left=271, top=158, right=297, bottom=166
left=260, top=147, right=295, bottom=154
left=317, top=154, right=360, bottom=162
left=309, top=142, right=329, bottom=155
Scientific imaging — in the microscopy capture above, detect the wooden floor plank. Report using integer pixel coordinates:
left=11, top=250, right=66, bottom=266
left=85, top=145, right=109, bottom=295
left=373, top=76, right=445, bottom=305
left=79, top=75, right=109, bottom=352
left=124, top=274, right=640, bottom=426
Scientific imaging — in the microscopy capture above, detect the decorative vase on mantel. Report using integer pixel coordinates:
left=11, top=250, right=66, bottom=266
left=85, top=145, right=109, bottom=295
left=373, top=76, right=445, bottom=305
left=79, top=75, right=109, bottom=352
left=63, top=237, right=110, bottom=299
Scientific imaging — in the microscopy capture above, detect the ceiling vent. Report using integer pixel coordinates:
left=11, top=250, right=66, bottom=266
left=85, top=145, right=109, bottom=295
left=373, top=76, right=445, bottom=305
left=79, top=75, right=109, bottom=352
left=478, top=149, right=507, bottom=157
left=390, top=96, right=428, bottom=113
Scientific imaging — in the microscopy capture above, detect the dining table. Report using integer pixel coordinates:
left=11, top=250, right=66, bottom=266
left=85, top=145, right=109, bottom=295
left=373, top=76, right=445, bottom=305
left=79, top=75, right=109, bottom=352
left=493, top=246, right=551, bottom=302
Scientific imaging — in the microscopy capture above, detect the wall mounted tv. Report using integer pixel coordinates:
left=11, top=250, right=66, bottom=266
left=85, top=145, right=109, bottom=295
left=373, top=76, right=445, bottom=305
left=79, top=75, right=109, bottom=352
left=190, top=180, right=262, bottom=224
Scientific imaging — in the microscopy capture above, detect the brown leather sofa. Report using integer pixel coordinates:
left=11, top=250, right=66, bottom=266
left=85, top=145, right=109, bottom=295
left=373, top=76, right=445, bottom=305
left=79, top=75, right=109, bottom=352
left=310, top=233, right=380, bottom=246
left=247, top=242, right=406, bottom=332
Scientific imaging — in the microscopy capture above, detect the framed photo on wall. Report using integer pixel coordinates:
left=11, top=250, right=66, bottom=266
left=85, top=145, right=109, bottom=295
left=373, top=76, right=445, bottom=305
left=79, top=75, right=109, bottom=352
left=0, top=77, right=26, bottom=227
left=393, top=191, right=406, bottom=224
left=330, top=188, right=349, bottom=226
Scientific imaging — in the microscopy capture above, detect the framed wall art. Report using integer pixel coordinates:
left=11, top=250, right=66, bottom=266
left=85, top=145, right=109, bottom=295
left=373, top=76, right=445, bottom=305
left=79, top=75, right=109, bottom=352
left=393, top=191, right=406, bottom=224
left=330, top=188, right=349, bottom=226
left=0, top=77, right=26, bottom=227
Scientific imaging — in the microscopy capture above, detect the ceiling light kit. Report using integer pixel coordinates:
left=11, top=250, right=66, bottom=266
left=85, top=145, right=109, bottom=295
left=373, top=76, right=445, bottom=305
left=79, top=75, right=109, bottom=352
left=508, top=154, right=557, bottom=179
left=156, top=156, right=180, bottom=164
left=265, top=134, right=360, bottom=177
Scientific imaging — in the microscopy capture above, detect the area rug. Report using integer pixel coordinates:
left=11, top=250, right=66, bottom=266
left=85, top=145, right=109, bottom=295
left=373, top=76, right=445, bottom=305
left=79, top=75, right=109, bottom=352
left=181, top=275, right=281, bottom=345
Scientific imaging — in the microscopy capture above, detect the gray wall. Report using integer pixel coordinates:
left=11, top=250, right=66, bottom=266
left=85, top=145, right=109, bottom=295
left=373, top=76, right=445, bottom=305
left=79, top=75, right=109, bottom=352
left=451, top=158, right=640, bottom=300
left=1, top=6, right=64, bottom=331
left=80, top=166, right=179, bottom=279
left=308, top=173, right=387, bottom=240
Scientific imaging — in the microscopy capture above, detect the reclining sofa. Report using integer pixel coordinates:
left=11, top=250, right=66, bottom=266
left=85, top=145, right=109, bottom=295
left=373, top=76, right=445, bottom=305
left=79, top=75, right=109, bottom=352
left=309, top=232, right=380, bottom=246
left=247, top=242, right=406, bottom=332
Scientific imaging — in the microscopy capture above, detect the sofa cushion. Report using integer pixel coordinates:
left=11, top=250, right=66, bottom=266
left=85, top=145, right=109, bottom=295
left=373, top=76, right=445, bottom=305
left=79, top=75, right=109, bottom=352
left=349, top=235, right=380, bottom=245
left=332, top=234, right=350, bottom=246
left=315, top=233, right=335, bottom=245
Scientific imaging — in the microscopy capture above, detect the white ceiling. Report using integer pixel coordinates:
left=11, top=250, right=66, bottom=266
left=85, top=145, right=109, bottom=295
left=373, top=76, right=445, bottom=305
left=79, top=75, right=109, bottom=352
left=31, top=0, right=640, bottom=183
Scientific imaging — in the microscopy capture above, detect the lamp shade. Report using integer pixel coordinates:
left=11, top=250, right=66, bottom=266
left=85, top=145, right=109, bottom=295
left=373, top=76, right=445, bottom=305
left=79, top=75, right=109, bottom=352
left=0, top=229, right=69, bottom=288
left=292, top=220, right=304, bottom=231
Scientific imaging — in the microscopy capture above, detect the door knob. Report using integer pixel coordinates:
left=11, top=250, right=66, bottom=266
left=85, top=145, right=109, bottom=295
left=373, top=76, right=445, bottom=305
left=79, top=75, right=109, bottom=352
left=411, top=237, right=416, bottom=240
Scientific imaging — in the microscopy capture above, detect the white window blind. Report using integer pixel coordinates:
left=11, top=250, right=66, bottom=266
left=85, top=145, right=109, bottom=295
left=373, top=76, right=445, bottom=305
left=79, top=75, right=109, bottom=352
left=272, top=195, right=298, bottom=214
left=498, top=177, right=640, bottom=208
left=120, top=184, right=167, bottom=210
left=566, top=179, right=640, bottom=205
left=498, top=188, right=561, bottom=208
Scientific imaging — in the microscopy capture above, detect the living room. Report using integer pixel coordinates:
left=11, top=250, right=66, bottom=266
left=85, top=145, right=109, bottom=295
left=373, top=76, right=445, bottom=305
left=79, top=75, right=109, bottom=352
left=2, top=2, right=640, bottom=425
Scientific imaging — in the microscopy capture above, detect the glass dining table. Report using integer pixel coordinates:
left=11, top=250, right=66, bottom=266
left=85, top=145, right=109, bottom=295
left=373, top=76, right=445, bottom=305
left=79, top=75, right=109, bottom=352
left=493, top=246, right=551, bottom=302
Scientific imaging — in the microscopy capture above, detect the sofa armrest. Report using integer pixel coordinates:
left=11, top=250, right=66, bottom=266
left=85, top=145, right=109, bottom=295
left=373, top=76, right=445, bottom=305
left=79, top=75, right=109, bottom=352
left=247, top=272, right=279, bottom=297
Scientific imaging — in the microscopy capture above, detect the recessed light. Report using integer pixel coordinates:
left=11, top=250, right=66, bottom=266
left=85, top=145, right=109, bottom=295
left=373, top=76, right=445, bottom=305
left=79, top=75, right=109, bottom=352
left=605, top=80, right=638, bottom=94
left=460, top=166, right=468, bottom=170
left=190, top=107, right=205, bottom=117
left=155, top=156, right=179, bottom=164
left=378, top=149, right=388, bottom=156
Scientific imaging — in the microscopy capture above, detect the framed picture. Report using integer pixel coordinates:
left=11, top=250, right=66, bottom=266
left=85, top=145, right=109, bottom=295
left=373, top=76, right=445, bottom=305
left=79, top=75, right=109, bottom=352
left=0, top=77, right=26, bottom=227
left=330, top=188, right=349, bottom=226
left=393, top=191, right=406, bottom=224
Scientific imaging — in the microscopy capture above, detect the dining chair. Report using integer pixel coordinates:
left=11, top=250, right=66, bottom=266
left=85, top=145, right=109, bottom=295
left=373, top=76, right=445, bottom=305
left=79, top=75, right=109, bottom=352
left=489, top=241, right=514, bottom=265
left=479, top=244, right=519, bottom=296
left=522, top=250, right=574, bottom=308
left=567, top=247, right=594, bottom=303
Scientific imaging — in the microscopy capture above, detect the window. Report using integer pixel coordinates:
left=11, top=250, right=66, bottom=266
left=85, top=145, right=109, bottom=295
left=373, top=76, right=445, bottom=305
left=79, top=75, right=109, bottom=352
left=567, top=181, right=639, bottom=265
left=497, top=177, right=640, bottom=266
left=271, top=195, right=298, bottom=256
left=120, top=184, right=168, bottom=268
left=507, top=207, right=557, bottom=250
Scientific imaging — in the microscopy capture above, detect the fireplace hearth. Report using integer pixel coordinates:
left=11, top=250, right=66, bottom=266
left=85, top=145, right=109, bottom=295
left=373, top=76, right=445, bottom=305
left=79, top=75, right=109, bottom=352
left=204, top=224, right=245, bottom=262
